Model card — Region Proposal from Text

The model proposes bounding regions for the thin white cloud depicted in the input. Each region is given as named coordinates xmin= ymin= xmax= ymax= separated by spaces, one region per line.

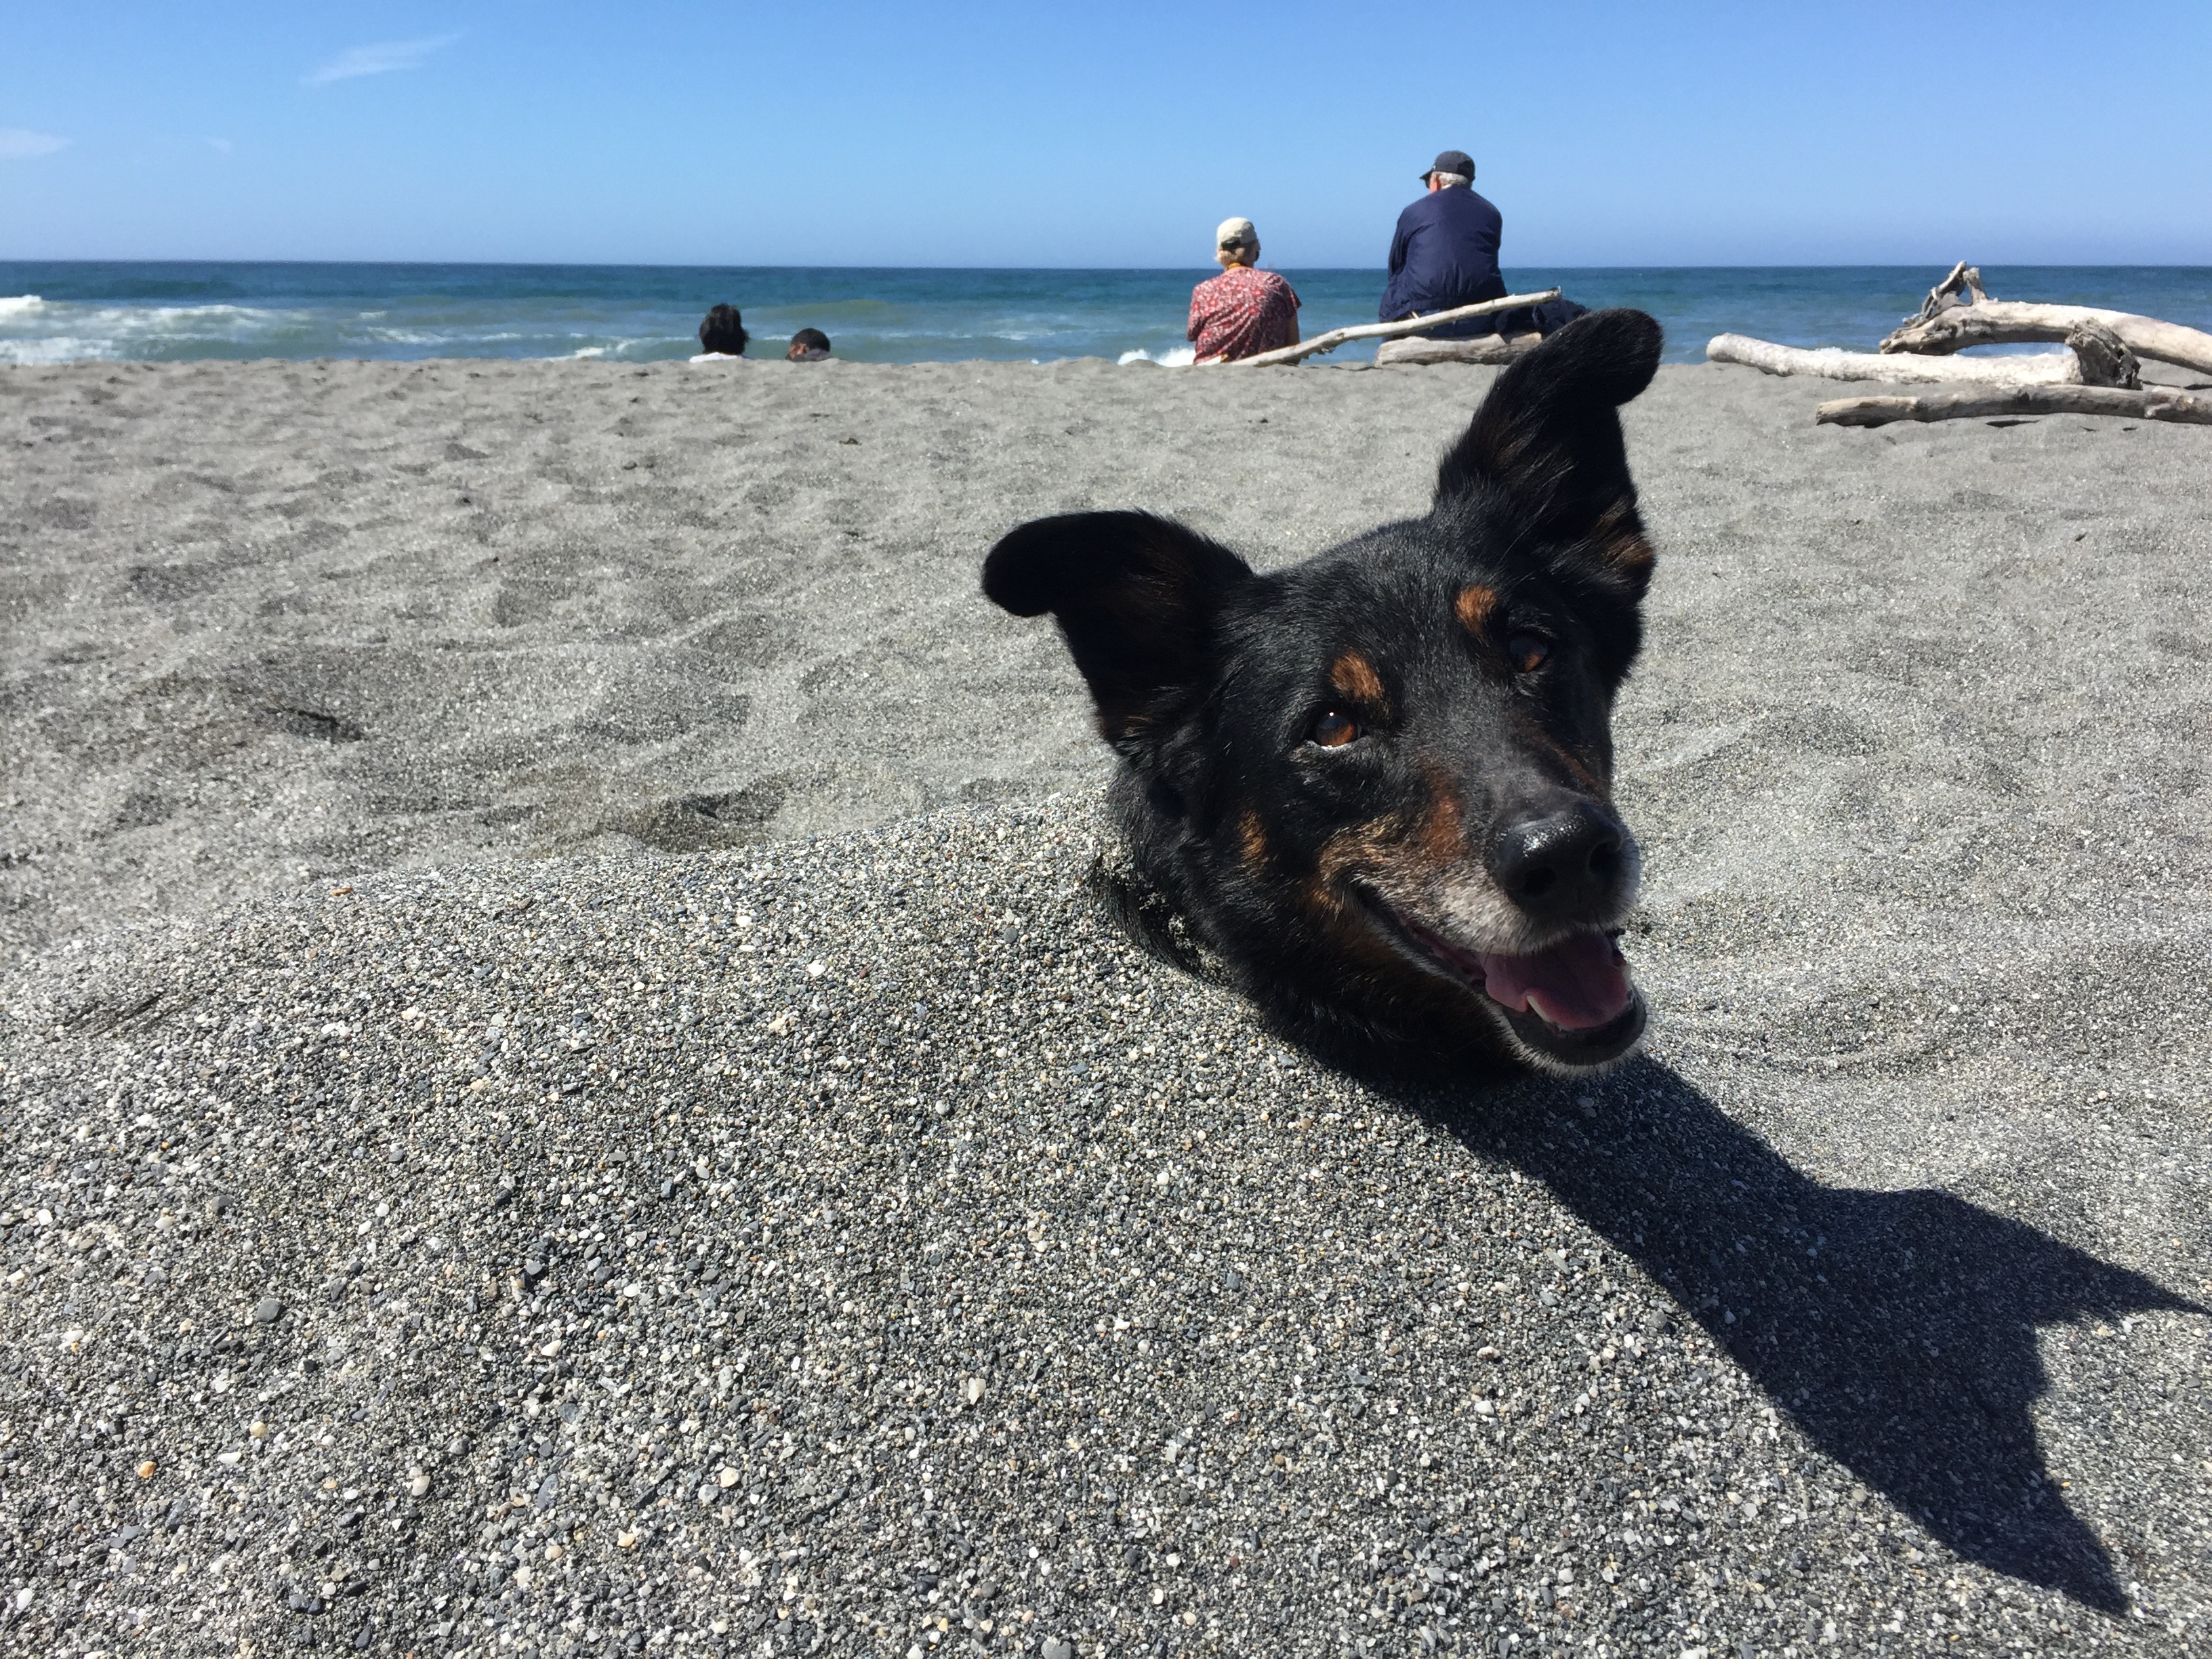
xmin=305 ymin=35 xmax=458 ymax=87
xmin=0 ymin=128 xmax=69 ymax=161
xmin=208 ymin=137 xmax=234 ymax=154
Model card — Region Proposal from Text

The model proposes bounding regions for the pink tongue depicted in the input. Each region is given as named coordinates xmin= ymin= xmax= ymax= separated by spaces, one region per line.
xmin=1477 ymin=932 xmax=1631 ymax=1030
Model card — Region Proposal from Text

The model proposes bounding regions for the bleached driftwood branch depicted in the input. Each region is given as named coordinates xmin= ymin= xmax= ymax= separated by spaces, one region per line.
xmin=2064 ymin=320 xmax=2140 ymax=389
xmin=1374 ymin=335 xmax=1534 ymax=367
xmin=1904 ymin=261 xmax=1987 ymax=327
xmin=1816 ymin=384 xmax=2212 ymax=428
xmin=1223 ymin=290 xmax=1561 ymax=368
xmin=1706 ymin=333 xmax=2081 ymax=386
xmin=1724 ymin=262 xmax=2197 ymax=427
xmin=1879 ymin=302 xmax=2212 ymax=377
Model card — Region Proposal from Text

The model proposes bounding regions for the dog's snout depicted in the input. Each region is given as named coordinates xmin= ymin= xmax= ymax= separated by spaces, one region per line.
xmin=1489 ymin=801 xmax=1633 ymax=920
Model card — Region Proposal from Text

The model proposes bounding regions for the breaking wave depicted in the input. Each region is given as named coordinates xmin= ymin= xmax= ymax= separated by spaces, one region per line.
xmin=0 ymin=299 xmax=316 ymax=363
xmin=1118 ymin=346 xmax=1196 ymax=367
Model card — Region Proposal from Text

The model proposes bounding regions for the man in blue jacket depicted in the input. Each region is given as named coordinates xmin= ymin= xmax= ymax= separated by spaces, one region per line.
xmin=1378 ymin=149 xmax=1509 ymax=338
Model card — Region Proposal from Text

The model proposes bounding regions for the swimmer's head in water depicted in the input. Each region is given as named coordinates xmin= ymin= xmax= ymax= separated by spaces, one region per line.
xmin=698 ymin=304 xmax=747 ymax=356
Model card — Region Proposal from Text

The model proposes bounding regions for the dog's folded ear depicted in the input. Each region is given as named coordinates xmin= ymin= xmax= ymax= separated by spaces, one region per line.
xmin=1435 ymin=308 xmax=1664 ymax=596
xmin=983 ymin=510 xmax=1253 ymax=750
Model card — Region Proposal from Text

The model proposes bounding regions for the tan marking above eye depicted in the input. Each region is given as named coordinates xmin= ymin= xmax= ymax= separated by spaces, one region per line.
xmin=1328 ymin=652 xmax=1385 ymax=705
xmin=1311 ymin=710 xmax=1361 ymax=748
xmin=1455 ymin=584 xmax=1497 ymax=634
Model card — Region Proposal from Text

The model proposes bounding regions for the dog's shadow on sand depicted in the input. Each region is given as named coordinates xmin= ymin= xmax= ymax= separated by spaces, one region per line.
xmin=1388 ymin=1057 xmax=2203 ymax=1612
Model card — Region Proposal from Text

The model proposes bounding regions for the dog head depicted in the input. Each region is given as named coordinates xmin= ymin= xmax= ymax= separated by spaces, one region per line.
xmin=985 ymin=309 xmax=1663 ymax=1073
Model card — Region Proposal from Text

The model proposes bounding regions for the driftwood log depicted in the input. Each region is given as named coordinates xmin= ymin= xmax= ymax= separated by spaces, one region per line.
xmin=1881 ymin=302 xmax=2212 ymax=377
xmin=2064 ymin=320 xmax=2140 ymax=389
xmin=1221 ymin=290 xmax=1560 ymax=368
xmin=1877 ymin=262 xmax=2212 ymax=377
xmin=1904 ymin=260 xmax=1988 ymax=326
xmin=1374 ymin=335 xmax=1536 ymax=367
xmin=1816 ymin=384 xmax=2212 ymax=428
xmin=1706 ymin=334 xmax=2081 ymax=386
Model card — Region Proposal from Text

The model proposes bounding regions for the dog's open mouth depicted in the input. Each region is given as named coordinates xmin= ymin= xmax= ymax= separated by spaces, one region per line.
xmin=1372 ymin=902 xmax=1647 ymax=1069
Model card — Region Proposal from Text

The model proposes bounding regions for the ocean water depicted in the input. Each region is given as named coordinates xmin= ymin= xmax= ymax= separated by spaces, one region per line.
xmin=2 ymin=262 xmax=2208 ymax=369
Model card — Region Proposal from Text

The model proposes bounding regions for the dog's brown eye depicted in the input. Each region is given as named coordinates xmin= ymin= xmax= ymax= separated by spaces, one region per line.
xmin=1507 ymin=634 xmax=1551 ymax=674
xmin=1311 ymin=710 xmax=1361 ymax=748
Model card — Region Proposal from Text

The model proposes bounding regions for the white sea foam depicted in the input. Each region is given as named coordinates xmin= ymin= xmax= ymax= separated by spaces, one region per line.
xmin=0 ymin=299 xmax=316 ymax=362
xmin=89 ymin=302 xmax=303 ymax=342
xmin=566 ymin=339 xmax=668 ymax=361
xmin=127 ymin=304 xmax=293 ymax=332
xmin=0 ymin=336 xmax=112 ymax=367
xmin=1118 ymin=346 xmax=1195 ymax=367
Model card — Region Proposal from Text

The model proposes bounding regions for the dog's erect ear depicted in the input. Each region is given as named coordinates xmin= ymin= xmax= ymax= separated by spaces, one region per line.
xmin=1435 ymin=308 xmax=1663 ymax=594
xmin=983 ymin=510 xmax=1254 ymax=748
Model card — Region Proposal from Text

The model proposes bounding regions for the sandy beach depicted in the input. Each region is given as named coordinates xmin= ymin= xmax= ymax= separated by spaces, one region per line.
xmin=3 ymin=354 xmax=2210 ymax=1656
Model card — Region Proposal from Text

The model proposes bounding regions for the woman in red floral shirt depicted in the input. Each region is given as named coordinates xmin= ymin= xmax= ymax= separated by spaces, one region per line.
xmin=1187 ymin=218 xmax=1300 ymax=363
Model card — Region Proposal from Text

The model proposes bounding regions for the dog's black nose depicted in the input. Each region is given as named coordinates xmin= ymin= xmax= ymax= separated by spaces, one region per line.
xmin=1490 ymin=801 xmax=1632 ymax=921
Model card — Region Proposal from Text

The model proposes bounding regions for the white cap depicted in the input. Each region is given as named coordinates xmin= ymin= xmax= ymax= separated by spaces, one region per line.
xmin=1216 ymin=217 xmax=1258 ymax=253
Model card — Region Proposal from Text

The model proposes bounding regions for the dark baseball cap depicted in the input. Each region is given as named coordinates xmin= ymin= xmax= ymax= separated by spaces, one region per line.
xmin=1425 ymin=149 xmax=1476 ymax=180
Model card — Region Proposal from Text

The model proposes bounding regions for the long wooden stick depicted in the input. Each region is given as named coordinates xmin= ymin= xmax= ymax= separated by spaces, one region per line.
xmin=1879 ymin=302 xmax=2212 ymax=377
xmin=1707 ymin=333 xmax=2080 ymax=386
xmin=1218 ymin=289 xmax=1561 ymax=368
xmin=1816 ymin=384 xmax=2212 ymax=428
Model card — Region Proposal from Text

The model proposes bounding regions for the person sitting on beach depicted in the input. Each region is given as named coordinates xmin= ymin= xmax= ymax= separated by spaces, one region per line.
xmin=691 ymin=304 xmax=747 ymax=360
xmin=1377 ymin=151 xmax=1511 ymax=340
xmin=786 ymin=328 xmax=832 ymax=362
xmin=1187 ymin=219 xmax=1300 ymax=364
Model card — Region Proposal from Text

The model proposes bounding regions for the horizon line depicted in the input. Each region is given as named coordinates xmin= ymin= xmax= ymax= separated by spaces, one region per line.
xmin=4 ymin=257 xmax=2210 ymax=274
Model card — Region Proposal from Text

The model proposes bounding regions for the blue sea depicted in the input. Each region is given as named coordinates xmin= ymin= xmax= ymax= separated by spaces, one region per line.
xmin=3 ymin=262 xmax=2208 ymax=369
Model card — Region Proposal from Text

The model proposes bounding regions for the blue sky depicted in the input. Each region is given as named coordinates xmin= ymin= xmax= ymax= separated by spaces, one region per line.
xmin=3 ymin=1 xmax=2207 ymax=268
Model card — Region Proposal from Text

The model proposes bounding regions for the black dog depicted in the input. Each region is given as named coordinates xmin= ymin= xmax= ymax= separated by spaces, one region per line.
xmin=983 ymin=309 xmax=1664 ymax=1075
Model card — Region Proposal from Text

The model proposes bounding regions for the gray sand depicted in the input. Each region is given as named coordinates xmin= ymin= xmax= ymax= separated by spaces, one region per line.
xmin=2 ymin=357 xmax=2210 ymax=1658
xmin=5 ymin=354 xmax=1479 ymax=963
